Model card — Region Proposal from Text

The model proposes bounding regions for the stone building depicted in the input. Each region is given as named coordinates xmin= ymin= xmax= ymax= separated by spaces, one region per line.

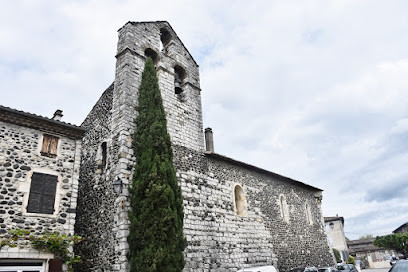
xmin=0 ymin=106 xmax=85 ymax=271
xmin=74 ymin=21 xmax=334 ymax=272
xmin=393 ymin=222 xmax=408 ymax=234
xmin=348 ymin=238 xmax=396 ymax=268
xmin=324 ymin=216 xmax=348 ymax=261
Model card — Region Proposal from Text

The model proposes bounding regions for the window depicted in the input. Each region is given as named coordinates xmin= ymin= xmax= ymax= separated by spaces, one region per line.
xmin=0 ymin=260 xmax=45 ymax=272
xmin=234 ymin=185 xmax=247 ymax=216
xmin=96 ymin=141 xmax=108 ymax=173
xmin=280 ymin=195 xmax=289 ymax=223
xmin=26 ymin=172 xmax=58 ymax=214
xmin=101 ymin=142 xmax=107 ymax=169
xmin=144 ymin=48 xmax=158 ymax=63
xmin=174 ymin=65 xmax=186 ymax=95
xmin=40 ymin=134 xmax=59 ymax=158
xmin=160 ymin=27 xmax=171 ymax=51
xmin=305 ymin=203 xmax=313 ymax=225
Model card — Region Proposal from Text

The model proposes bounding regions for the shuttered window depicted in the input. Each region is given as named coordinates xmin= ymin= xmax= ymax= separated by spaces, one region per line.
xmin=40 ymin=134 xmax=59 ymax=158
xmin=26 ymin=172 xmax=58 ymax=214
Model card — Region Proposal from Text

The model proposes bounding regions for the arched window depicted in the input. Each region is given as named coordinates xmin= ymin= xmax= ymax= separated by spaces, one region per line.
xmin=96 ymin=141 xmax=108 ymax=172
xmin=234 ymin=185 xmax=247 ymax=216
xmin=280 ymin=195 xmax=289 ymax=223
xmin=144 ymin=48 xmax=158 ymax=63
xmin=101 ymin=142 xmax=107 ymax=169
xmin=174 ymin=65 xmax=186 ymax=95
xmin=305 ymin=203 xmax=313 ymax=225
xmin=160 ymin=27 xmax=171 ymax=51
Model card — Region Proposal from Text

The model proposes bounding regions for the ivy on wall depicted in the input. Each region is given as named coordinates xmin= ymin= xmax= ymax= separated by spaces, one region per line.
xmin=1 ymin=228 xmax=82 ymax=271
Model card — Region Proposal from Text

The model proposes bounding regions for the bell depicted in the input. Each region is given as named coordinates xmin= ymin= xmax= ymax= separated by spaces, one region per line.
xmin=175 ymin=81 xmax=180 ymax=88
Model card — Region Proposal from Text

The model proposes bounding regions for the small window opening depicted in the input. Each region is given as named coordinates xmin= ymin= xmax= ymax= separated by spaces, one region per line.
xmin=144 ymin=48 xmax=158 ymax=63
xmin=160 ymin=28 xmax=171 ymax=51
xmin=101 ymin=142 xmax=107 ymax=169
xmin=174 ymin=65 xmax=186 ymax=95
xmin=41 ymin=134 xmax=59 ymax=158
xmin=280 ymin=195 xmax=289 ymax=223
xmin=234 ymin=185 xmax=247 ymax=216
xmin=306 ymin=203 xmax=313 ymax=225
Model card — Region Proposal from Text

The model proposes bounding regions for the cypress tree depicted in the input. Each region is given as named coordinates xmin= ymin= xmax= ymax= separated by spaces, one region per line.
xmin=127 ymin=58 xmax=186 ymax=272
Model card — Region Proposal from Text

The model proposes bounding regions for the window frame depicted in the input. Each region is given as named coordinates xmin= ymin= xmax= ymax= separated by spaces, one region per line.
xmin=305 ymin=202 xmax=313 ymax=225
xmin=279 ymin=194 xmax=289 ymax=223
xmin=26 ymin=172 xmax=58 ymax=215
xmin=96 ymin=141 xmax=108 ymax=172
xmin=40 ymin=134 xmax=60 ymax=158
xmin=0 ymin=260 xmax=45 ymax=272
xmin=23 ymin=170 xmax=62 ymax=218
xmin=233 ymin=184 xmax=248 ymax=216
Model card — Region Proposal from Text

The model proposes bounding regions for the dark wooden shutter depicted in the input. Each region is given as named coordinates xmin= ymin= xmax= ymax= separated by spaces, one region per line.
xmin=41 ymin=174 xmax=58 ymax=214
xmin=48 ymin=258 xmax=63 ymax=272
xmin=27 ymin=172 xmax=58 ymax=214
xmin=26 ymin=173 xmax=44 ymax=213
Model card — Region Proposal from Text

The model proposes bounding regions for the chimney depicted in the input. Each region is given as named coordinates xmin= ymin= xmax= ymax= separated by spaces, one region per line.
xmin=52 ymin=110 xmax=63 ymax=121
xmin=205 ymin=127 xmax=214 ymax=153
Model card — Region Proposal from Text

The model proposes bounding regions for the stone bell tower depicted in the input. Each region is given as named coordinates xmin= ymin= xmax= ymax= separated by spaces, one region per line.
xmin=108 ymin=21 xmax=205 ymax=271
xmin=111 ymin=21 xmax=204 ymax=155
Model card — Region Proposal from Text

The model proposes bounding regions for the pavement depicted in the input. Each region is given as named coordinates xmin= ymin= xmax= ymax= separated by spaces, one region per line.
xmin=363 ymin=269 xmax=389 ymax=272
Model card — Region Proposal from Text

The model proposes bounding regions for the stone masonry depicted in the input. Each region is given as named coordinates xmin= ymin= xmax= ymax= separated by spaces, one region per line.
xmin=74 ymin=21 xmax=334 ymax=272
xmin=0 ymin=106 xmax=85 ymax=271
xmin=393 ymin=222 xmax=408 ymax=234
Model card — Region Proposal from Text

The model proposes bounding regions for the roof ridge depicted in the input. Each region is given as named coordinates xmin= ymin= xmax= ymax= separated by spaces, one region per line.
xmin=0 ymin=105 xmax=83 ymax=128
xmin=205 ymin=151 xmax=322 ymax=191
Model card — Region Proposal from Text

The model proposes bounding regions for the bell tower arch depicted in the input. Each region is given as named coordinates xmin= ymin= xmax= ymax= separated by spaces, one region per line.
xmin=111 ymin=21 xmax=204 ymax=154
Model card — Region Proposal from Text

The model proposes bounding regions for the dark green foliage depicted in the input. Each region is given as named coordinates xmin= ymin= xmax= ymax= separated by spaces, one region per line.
xmin=332 ymin=248 xmax=341 ymax=263
xmin=1 ymin=228 xmax=81 ymax=271
xmin=127 ymin=58 xmax=186 ymax=272
xmin=374 ymin=233 xmax=408 ymax=256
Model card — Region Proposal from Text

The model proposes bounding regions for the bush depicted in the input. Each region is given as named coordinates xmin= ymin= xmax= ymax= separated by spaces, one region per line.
xmin=347 ymin=256 xmax=356 ymax=265
xmin=333 ymin=248 xmax=342 ymax=263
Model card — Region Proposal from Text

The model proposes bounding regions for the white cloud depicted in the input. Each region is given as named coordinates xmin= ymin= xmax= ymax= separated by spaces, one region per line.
xmin=0 ymin=0 xmax=407 ymax=239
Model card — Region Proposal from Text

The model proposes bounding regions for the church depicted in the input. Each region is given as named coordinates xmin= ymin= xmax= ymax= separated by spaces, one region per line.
xmin=0 ymin=21 xmax=334 ymax=272
xmin=74 ymin=21 xmax=334 ymax=271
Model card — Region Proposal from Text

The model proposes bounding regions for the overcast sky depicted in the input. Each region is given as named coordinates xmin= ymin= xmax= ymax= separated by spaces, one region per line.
xmin=1 ymin=0 xmax=407 ymax=240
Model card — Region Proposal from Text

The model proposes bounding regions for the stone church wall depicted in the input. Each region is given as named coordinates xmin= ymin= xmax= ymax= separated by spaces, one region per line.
xmin=174 ymin=146 xmax=278 ymax=271
xmin=74 ymin=83 xmax=120 ymax=271
xmin=174 ymin=145 xmax=334 ymax=272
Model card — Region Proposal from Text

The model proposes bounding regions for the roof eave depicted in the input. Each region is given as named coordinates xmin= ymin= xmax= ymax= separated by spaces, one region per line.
xmin=204 ymin=151 xmax=322 ymax=192
xmin=0 ymin=105 xmax=86 ymax=139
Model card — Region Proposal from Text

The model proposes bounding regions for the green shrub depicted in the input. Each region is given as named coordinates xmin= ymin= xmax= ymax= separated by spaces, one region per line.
xmin=347 ymin=256 xmax=356 ymax=265
xmin=333 ymin=248 xmax=342 ymax=263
